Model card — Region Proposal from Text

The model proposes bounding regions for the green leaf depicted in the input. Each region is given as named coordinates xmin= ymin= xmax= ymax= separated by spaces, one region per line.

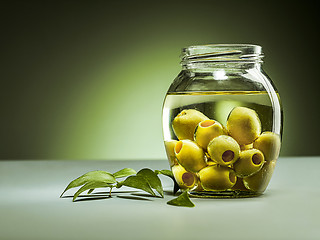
xmin=120 ymin=175 xmax=155 ymax=196
xmin=167 ymin=191 xmax=195 ymax=208
xmin=155 ymin=169 xmax=174 ymax=179
xmin=155 ymin=169 xmax=179 ymax=195
xmin=60 ymin=170 xmax=116 ymax=197
xmin=73 ymin=181 xmax=113 ymax=201
xmin=87 ymin=189 xmax=94 ymax=194
xmin=137 ymin=168 xmax=164 ymax=197
xmin=113 ymin=168 xmax=137 ymax=179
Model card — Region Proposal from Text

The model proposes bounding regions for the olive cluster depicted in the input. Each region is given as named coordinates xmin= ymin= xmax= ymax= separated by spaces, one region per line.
xmin=164 ymin=107 xmax=281 ymax=193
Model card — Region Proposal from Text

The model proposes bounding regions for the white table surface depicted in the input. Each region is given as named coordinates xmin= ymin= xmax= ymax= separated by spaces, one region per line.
xmin=0 ymin=157 xmax=319 ymax=240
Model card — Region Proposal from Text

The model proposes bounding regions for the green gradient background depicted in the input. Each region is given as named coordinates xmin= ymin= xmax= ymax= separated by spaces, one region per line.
xmin=2 ymin=1 xmax=319 ymax=160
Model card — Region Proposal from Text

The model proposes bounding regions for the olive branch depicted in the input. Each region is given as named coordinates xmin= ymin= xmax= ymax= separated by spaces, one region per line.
xmin=60 ymin=168 xmax=194 ymax=207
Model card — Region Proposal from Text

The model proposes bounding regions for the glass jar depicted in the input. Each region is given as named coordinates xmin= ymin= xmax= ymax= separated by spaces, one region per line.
xmin=162 ymin=44 xmax=282 ymax=198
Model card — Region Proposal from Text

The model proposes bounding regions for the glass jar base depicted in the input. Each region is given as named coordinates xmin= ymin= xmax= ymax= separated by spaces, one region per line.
xmin=189 ymin=190 xmax=262 ymax=198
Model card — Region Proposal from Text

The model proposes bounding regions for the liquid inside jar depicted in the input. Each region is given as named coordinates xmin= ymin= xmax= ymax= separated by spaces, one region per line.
xmin=162 ymin=91 xmax=281 ymax=198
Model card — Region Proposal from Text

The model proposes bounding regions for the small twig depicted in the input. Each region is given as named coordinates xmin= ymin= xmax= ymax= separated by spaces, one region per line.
xmin=109 ymin=187 xmax=113 ymax=197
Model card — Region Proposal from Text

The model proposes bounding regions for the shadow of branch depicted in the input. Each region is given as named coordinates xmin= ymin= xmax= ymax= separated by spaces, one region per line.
xmin=73 ymin=195 xmax=112 ymax=202
xmin=117 ymin=195 xmax=152 ymax=201
xmin=61 ymin=190 xmax=160 ymax=202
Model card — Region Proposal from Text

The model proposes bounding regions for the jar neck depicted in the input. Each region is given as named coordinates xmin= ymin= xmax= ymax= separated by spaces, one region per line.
xmin=180 ymin=44 xmax=264 ymax=70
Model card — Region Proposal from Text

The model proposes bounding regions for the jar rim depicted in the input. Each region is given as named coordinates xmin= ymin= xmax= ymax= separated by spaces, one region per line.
xmin=181 ymin=44 xmax=264 ymax=65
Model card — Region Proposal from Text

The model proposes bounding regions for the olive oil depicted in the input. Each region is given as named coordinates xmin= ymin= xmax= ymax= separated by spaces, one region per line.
xmin=162 ymin=91 xmax=281 ymax=142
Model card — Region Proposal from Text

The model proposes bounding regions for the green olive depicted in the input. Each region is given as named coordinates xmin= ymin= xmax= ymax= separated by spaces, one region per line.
xmin=207 ymin=160 xmax=217 ymax=166
xmin=194 ymin=119 xmax=225 ymax=149
xmin=174 ymin=140 xmax=207 ymax=172
xmin=243 ymin=160 xmax=276 ymax=193
xmin=231 ymin=177 xmax=247 ymax=191
xmin=193 ymin=183 xmax=205 ymax=192
xmin=172 ymin=109 xmax=209 ymax=140
xmin=240 ymin=143 xmax=253 ymax=151
xmin=226 ymin=107 xmax=261 ymax=145
xmin=164 ymin=140 xmax=178 ymax=167
xmin=198 ymin=165 xmax=237 ymax=191
xmin=253 ymin=131 xmax=281 ymax=161
xmin=171 ymin=164 xmax=197 ymax=189
xmin=207 ymin=135 xmax=240 ymax=166
xmin=233 ymin=149 xmax=265 ymax=177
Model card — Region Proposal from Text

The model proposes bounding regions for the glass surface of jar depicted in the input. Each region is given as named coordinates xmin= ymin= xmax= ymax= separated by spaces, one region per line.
xmin=162 ymin=44 xmax=282 ymax=198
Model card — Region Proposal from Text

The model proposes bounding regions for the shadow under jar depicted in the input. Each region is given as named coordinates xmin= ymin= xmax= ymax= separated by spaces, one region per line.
xmin=162 ymin=44 xmax=283 ymax=198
